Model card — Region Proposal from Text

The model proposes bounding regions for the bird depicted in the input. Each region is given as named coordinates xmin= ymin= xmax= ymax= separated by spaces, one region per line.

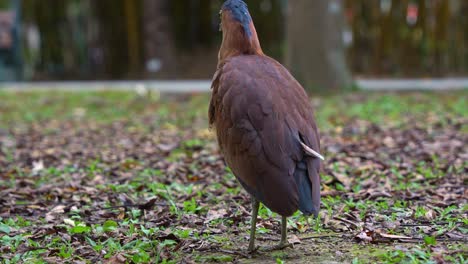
xmin=209 ymin=0 xmax=324 ymax=252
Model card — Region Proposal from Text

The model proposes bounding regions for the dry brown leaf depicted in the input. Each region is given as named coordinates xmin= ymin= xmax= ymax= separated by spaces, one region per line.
xmin=105 ymin=253 xmax=126 ymax=264
xmin=377 ymin=232 xmax=412 ymax=240
xmin=425 ymin=209 xmax=437 ymax=221
xmin=288 ymin=235 xmax=302 ymax=245
xmin=356 ymin=231 xmax=373 ymax=242
xmin=204 ymin=209 xmax=227 ymax=224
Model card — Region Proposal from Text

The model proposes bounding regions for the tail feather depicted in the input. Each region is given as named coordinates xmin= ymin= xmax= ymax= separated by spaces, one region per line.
xmin=296 ymin=133 xmax=322 ymax=217
xmin=307 ymin=159 xmax=321 ymax=217
xmin=294 ymin=160 xmax=319 ymax=217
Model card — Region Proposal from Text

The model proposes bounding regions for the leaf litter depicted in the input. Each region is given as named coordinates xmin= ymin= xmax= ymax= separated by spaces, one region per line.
xmin=0 ymin=91 xmax=466 ymax=263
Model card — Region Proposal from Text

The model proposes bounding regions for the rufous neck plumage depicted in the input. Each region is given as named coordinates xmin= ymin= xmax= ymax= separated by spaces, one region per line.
xmin=218 ymin=10 xmax=263 ymax=64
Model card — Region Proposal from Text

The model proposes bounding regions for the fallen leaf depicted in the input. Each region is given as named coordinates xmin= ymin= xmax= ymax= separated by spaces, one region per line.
xmin=105 ymin=253 xmax=126 ymax=264
xmin=50 ymin=205 xmax=66 ymax=214
xmin=205 ymin=209 xmax=227 ymax=224
xmin=288 ymin=235 xmax=302 ymax=245
xmin=377 ymin=232 xmax=412 ymax=240
xmin=424 ymin=209 xmax=437 ymax=221
xmin=32 ymin=160 xmax=44 ymax=175
xmin=331 ymin=172 xmax=352 ymax=190
xmin=356 ymin=231 xmax=373 ymax=243
xmin=63 ymin=219 xmax=75 ymax=227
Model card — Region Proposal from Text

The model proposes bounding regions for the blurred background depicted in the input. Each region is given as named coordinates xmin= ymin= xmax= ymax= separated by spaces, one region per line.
xmin=0 ymin=0 xmax=467 ymax=91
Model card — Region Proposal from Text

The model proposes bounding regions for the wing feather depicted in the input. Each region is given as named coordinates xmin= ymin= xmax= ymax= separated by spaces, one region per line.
xmin=209 ymin=55 xmax=321 ymax=216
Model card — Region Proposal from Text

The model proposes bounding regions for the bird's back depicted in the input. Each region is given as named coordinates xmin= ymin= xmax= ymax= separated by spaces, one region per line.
xmin=209 ymin=55 xmax=321 ymax=217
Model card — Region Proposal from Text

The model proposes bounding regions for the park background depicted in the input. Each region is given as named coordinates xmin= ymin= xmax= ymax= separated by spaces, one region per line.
xmin=1 ymin=0 xmax=467 ymax=89
xmin=0 ymin=1 xmax=466 ymax=263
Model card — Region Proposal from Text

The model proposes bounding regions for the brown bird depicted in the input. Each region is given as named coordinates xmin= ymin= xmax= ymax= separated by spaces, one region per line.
xmin=209 ymin=0 xmax=323 ymax=252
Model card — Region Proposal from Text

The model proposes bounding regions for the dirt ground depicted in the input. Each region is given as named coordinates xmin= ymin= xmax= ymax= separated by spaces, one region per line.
xmin=0 ymin=91 xmax=466 ymax=263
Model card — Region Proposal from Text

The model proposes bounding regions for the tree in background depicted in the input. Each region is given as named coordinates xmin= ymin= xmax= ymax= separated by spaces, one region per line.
xmin=346 ymin=0 xmax=468 ymax=77
xmin=91 ymin=0 xmax=143 ymax=79
xmin=247 ymin=0 xmax=284 ymax=61
xmin=15 ymin=0 xmax=468 ymax=81
xmin=22 ymin=0 xmax=92 ymax=79
xmin=22 ymin=1 xmax=67 ymax=77
xmin=286 ymin=0 xmax=352 ymax=92
xmin=142 ymin=0 xmax=176 ymax=78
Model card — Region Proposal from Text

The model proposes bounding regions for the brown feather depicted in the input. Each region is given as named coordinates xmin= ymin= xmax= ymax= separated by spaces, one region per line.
xmin=218 ymin=11 xmax=263 ymax=63
xmin=210 ymin=4 xmax=321 ymax=217
xmin=210 ymin=55 xmax=321 ymax=216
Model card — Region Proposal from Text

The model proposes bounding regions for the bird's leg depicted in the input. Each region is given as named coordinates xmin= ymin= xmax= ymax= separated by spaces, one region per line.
xmin=262 ymin=216 xmax=293 ymax=251
xmin=276 ymin=216 xmax=293 ymax=249
xmin=248 ymin=197 xmax=259 ymax=253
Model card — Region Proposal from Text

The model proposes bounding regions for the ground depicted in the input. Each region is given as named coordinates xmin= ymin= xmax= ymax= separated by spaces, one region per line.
xmin=0 ymin=90 xmax=466 ymax=264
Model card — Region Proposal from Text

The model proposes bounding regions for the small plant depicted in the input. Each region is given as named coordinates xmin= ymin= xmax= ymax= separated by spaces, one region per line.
xmin=414 ymin=206 xmax=428 ymax=219
xmin=174 ymin=228 xmax=191 ymax=239
xmin=183 ymin=198 xmax=201 ymax=214
xmin=276 ymin=258 xmax=285 ymax=264
xmin=423 ymin=236 xmax=436 ymax=246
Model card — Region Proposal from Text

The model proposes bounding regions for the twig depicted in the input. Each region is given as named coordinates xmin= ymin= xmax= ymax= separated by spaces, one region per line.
xmin=448 ymin=250 xmax=468 ymax=256
xmin=398 ymin=238 xmax=467 ymax=243
xmin=257 ymin=236 xmax=279 ymax=242
xmin=301 ymin=234 xmax=349 ymax=240
xmin=17 ymin=247 xmax=48 ymax=254
xmin=259 ymin=233 xmax=349 ymax=242
xmin=102 ymin=202 xmax=167 ymax=210
xmin=333 ymin=216 xmax=361 ymax=229
xmin=399 ymin=221 xmax=465 ymax=227
xmin=399 ymin=223 xmax=434 ymax=227
xmin=345 ymin=153 xmax=389 ymax=169
xmin=218 ymin=248 xmax=251 ymax=258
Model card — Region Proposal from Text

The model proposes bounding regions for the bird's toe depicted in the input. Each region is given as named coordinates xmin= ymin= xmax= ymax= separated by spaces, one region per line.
xmin=261 ymin=242 xmax=293 ymax=252
xmin=247 ymin=245 xmax=260 ymax=254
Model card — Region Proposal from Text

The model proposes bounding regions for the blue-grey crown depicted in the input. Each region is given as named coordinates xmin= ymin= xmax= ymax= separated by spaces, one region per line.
xmin=222 ymin=0 xmax=252 ymax=37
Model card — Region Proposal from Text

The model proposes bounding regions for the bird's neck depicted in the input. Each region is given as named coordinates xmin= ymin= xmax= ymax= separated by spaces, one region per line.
xmin=218 ymin=22 xmax=263 ymax=64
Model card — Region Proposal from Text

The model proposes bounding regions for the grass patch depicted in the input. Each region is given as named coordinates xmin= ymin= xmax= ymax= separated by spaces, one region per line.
xmin=0 ymin=90 xmax=466 ymax=263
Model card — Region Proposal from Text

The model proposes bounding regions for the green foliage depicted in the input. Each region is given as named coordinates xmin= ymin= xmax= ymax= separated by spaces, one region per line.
xmin=102 ymin=220 xmax=118 ymax=232
xmin=276 ymin=258 xmax=286 ymax=264
xmin=17 ymin=0 xmax=468 ymax=80
xmin=0 ymin=222 xmax=11 ymax=234
xmin=423 ymin=236 xmax=436 ymax=246
xmin=182 ymin=198 xmax=201 ymax=214
xmin=0 ymin=91 xmax=466 ymax=263
xmin=0 ymin=0 xmax=10 ymax=9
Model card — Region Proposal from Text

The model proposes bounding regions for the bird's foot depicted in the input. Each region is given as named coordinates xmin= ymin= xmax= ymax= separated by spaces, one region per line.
xmin=261 ymin=242 xmax=293 ymax=252
xmin=247 ymin=245 xmax=260 ymax=254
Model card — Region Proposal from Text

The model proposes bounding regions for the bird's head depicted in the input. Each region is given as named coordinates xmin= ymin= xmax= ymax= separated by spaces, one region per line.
xmin=220 ymin=0 xmax=253 ymax=38
xmin=218 ymin=0 xmax=263 ymax=62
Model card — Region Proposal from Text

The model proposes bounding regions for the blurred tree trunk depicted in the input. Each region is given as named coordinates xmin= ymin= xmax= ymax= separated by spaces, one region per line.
xmin=247 ymin=0 xmax=284 ymax=60
xmin=286 ymin=0 xmax=352 ymax=93
xmin=459 ymin=1 xmax=468 ymax=72
xmin=448 ymin=0 xmax=462 ymax=73
xmin=23 ymin=0 xmax=67 ymax=77
xmin=416 ymin=0 xmax=428 ymax=74
xmin=143 ymin=0 xmax=176 ymax=78
xmin=91 ymin=0 xmax=128 ymax=78
xmin=124 ymin=0 xmax=141 ymax=75
xmin=378 ymin=0 xmax=400 ymax=75
xmin=434 ymin=0 xmax=450 ymax=75
xmin=91 ymin=0 xmax=143 ymax=79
